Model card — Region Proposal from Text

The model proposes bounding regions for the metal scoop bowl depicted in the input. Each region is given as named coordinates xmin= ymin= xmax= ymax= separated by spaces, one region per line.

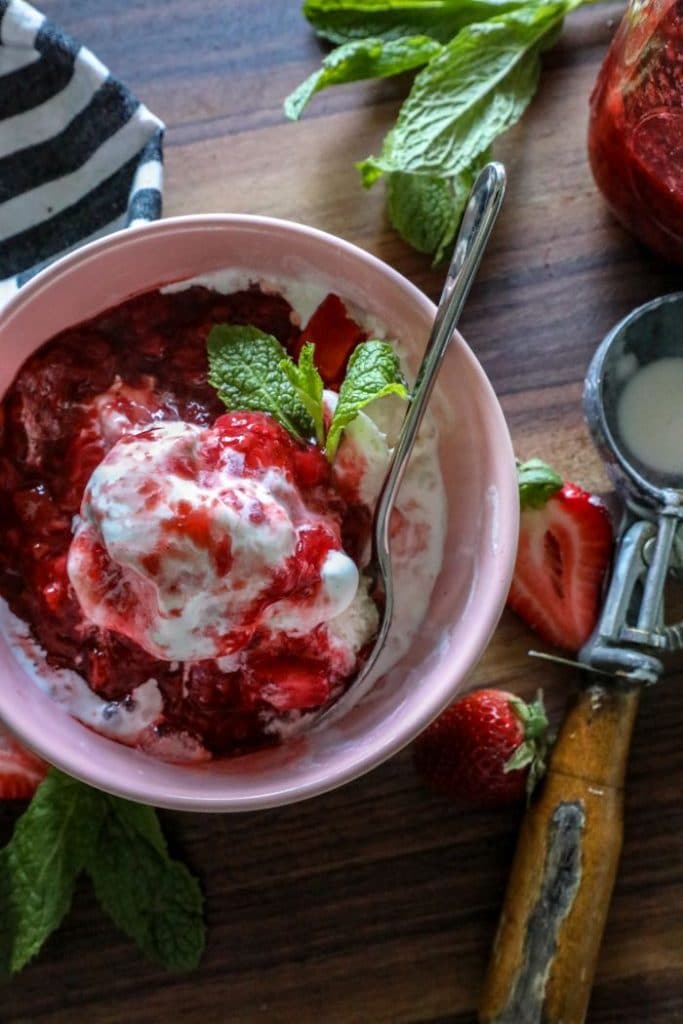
xmin=583 ymin=291 xmax=683 ymax=680
xmin=315 ymin=161 xmax=507 ymax=728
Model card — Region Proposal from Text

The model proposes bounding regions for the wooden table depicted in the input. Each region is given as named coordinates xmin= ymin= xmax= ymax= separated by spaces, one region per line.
xmin=3 ymin=1 xmax=682 ymax=1021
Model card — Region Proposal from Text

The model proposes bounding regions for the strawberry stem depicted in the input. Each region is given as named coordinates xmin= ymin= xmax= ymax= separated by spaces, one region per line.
xmin=517 ymin=458 xmax=562 ymax=510
xmin=503 ymin=690 xmax=549 ymax=801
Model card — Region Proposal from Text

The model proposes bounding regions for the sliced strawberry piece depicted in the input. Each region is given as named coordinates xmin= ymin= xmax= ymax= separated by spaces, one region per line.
xmin=295 ymin=293 xmax=366 ymax=389
xmin=0 ymin=723 xmax=48 ymax=799
xmin=250 ymin=657 xmax=330 ymax=711
xmin=507 ymin=459 xmax=613 ymax=652
xmin=413 ymin=688 xmax=549 ymax=807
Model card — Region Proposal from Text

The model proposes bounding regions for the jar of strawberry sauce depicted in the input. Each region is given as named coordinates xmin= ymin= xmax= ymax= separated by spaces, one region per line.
xmin=588 ymin=0 xmax=683 ymax=263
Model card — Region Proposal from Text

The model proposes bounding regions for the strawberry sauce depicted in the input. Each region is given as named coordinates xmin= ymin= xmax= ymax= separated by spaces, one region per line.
xmin=0 ymin=285 xmax=372 ymax=759
xmin=588 ymin=0 xmax=683 ymax=262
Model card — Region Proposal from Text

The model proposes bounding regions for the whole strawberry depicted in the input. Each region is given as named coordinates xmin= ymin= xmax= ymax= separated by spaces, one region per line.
xmin=413 ymin=689 xmax=548 ymax=808
xmin=508 ymin=458 xmax=613 ymax=653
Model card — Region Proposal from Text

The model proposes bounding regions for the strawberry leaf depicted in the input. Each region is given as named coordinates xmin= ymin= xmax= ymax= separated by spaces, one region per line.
xmin=503 ymin=690 xmax=549 ymax=801
xmin=516 ymin=457 xmax=562 ymax=510
xmin=503 ymin=739 xmax=535 ymax=772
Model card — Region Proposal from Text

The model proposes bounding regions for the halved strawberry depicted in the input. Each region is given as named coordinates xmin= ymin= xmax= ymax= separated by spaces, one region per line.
xmin=507 ymin=458 xmax=613 ymax=652
xmin=0 ymin=723 xmax=48 ymax=799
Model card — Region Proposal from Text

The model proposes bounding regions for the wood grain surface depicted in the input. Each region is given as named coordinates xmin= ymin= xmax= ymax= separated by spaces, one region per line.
xmin=2 ymin=1 xmax=683 ymax=1021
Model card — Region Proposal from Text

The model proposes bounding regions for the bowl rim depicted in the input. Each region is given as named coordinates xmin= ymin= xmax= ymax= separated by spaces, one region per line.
xmin=0 ymin=213 xmax=519 ymax=810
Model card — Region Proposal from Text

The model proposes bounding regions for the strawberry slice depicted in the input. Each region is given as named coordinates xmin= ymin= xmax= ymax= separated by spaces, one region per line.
xmin=414 ymin=688 xmax=549 ymax=807
xmin=249 ymin=656 xmax=331 ymax=712
xmin=0 ymin=723 xmax=48 ymax=799
xmin=507 ymin=458 xmax=613 ymax=652
xmin=294 ymin=293 xmax=367 ymax=389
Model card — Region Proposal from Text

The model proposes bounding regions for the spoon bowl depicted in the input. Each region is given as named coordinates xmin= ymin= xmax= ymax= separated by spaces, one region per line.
xmin=584 ymin=291 xmax=683 ymax=508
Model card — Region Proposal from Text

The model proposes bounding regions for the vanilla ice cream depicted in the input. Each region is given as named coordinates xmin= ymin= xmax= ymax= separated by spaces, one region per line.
xmin=67 ymin=416 xmax=360 ymax=662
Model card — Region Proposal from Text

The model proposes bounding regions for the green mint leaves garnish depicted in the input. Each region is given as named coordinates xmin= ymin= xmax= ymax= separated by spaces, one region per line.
xmin=281 ymin=342 xmax=326 ymax=446
xmin=326 ymin=340 xmax=408 ymax=459
xmin=0 ymin=770 xmax=204 ymax=974
xmin=286 ymin=0 xmax=586 ymax=261
xmin=517 ymin=457 xmax=563 ymax=510
xmin=207 ymin=324 xmax=316 ymax=442
xmin=207 ymin=326 xmax=408 ymax=459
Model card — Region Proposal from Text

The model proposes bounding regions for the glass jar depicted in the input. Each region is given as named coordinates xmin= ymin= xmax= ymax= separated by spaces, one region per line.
xmin=588 ymin=0 xmax=683 ymax=263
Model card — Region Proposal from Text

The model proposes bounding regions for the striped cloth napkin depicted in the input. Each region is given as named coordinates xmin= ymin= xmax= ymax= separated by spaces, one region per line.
xmin=0 ymin=0 xmax=164 ymax=307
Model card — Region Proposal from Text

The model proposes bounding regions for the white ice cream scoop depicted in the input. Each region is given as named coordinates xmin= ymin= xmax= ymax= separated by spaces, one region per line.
xmin=68 ymin=419 xmax=359 ymax=661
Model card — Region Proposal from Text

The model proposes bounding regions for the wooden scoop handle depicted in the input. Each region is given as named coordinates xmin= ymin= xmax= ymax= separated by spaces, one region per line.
xmin=478 ymin=681 xmax=640 ymax=1024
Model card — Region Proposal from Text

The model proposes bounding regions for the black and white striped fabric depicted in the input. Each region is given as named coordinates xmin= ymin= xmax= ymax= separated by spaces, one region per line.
xmin=0 ymin=0 xmax=164 ymax=306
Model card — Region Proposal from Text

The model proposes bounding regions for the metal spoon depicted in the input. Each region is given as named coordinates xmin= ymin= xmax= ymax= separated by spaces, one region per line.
xmin=316 ymin=161 xmax=507 ymax=727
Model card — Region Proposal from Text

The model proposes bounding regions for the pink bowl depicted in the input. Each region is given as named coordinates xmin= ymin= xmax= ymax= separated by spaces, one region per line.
xmin=0 ymin=215 xmax=518 ymax=811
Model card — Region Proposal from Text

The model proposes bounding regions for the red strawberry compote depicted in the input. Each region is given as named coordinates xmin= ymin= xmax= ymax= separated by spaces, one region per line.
xmin=0 ymin=274 xmax=446 ymax=762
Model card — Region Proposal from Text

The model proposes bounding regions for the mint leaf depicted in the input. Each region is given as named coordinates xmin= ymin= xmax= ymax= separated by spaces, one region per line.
xmin=86 ymin=797 xmax=204 ymax=972
xmin=326 ymin=340 xmax=408 ymax=459
xmin=302 ymin=0 xmax=528 ymax=44
xmin=0 ymin=770 xmax=107 ymax=973
xmin=0 ymin=770 xmax=205 ymax=975
xmin=517 ymin=457 xmax=563 ymax=509
xmin=358 ymin=0 xmax=582 ymax=187
xmin=207 ymin=324 xmax=315 ymax=442
xmin=386 ymin=151 xmax=489 ymax=264
xmin=285 ymin=35 xmax=442 ymax=120
xmin=386 ymin=171 xmax=459 ymax=262
xmin=281 ymin=343 xmax=325 ymax=445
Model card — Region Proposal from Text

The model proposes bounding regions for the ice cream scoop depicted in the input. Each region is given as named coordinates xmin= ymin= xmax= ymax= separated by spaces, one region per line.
xmin=480 ymin=292 xmax=683 ymax=1024
xmin=67 ymin=414 xmax=359 ymax=662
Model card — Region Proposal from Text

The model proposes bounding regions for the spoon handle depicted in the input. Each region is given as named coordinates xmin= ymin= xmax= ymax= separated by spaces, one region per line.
xmin=374 ymin=162 xmax=507 ymax=554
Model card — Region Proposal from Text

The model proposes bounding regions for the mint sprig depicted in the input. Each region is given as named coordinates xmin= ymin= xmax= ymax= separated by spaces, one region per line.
xmin=207 ymin=327 xmax=408 ymax=459
xmin=357 ymin=1 xmax=579 ymax=188
xmin=207 ymin=324 xmax=315 ymax=442
xmin=286 ymin=0 xmax=588 ymax=260
xmin=326 ymin=340 xmax=408 ymax=459
xmin=0 ymin=770 xmax=205 ymax=974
